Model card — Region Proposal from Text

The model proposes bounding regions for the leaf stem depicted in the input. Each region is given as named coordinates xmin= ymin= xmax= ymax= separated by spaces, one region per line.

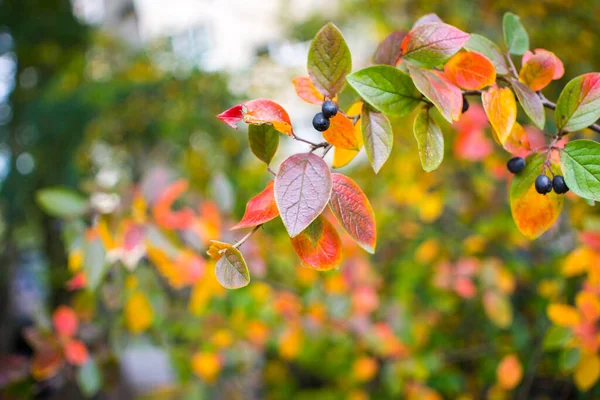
xmin=233 ymin=224 xmax=262 ymax=249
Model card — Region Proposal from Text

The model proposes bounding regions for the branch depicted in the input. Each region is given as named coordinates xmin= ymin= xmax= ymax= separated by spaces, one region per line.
xmin=232 ymin=224 xmax=262 ymax=249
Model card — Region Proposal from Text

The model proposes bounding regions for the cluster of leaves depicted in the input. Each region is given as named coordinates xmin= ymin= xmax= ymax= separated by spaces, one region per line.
xmin=214 ymin=12 xmax=600 ymax=287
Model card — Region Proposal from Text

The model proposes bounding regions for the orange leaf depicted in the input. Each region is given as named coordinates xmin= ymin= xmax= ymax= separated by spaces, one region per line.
xmin=52 ymin=305 xmax=78 ymax=338
xmin=482 ymin=84 xmax=517 ymax=145
xmin=519 ymin=49 xmax=561 ymax=91
xmin=291 ymin=216 xmax=342 ymax=271
xmin=497 ymin=354 xmax=523 ymax=390
xmin=500 ymin=122 xmax=531 ymax=155
xmin=217 ymin=99 xmax=293 ymax=135
xmin=231 ymin=180 xmax=279 ymax=230
xmin=333 ymin=102 xmax=363 ymax=168
xmin=64 ymin=340 xmax=89 ymax=366
xmin=191 ymin=351 xmax=222 ymax=383
xmin=324 ymin=113 xmax=359 ymax=150
xmin=207 ymin=240 xmax=232 ymax=261
xmin=444 ymin=51 xmax=496 ymax=90
xmin=152 ymin=180 xmax=195 ymax=230
xmin=329 ymin=173 xmax=376 ymax=253
xmin=292 ymin=76 xmax=325 ymax=104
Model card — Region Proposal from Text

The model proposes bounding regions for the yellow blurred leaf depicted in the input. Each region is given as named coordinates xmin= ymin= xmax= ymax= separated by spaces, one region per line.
xmin=547 ymin=304 xmax=581 ymax=327
xmin=563 ymin=247 xmax=598 ymax=277
xmin=125 ymin=292 xmax=153 ymax=334
xmin=575 ymin=353 xmax=600 ymax=391
xmin=191 ymin=351 xmax=222 ymax=383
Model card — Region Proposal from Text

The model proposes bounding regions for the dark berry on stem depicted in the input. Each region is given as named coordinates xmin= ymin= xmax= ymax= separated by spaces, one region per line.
xmin=321 ymin=100 xmax=338 ymax=118
xmin=462 ymin=97 xmax=470 ymax=114
xmin=507 ymin=157 xmax=526 ymax=174
xmin=312 ymin=112 xmax=330 ymax=132
xmin=535 ymin=174 xmax=553 ymax=195
xmin=553 ymin=175 xmax=569 ymax=194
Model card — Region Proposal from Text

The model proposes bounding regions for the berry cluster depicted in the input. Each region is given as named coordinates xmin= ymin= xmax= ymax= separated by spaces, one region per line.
xmin=506 ymin=157 xmax=569 ymax=195
xmin=312 ymin=100 xmax=338 ymax=132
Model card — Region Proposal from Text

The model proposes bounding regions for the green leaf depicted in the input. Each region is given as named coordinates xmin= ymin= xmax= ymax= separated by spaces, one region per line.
xmin=413 ymin=107 xmax=444 ymax=172
xmin=509 ymin=78 xmax=545 ymax=129
xmin=215 ymin=247 xmax=250 ymax=289
xmin=361 ymin=106 xmax=393 ymax=174
xmin=559 ymin=348 xmax=581 ymax=372
xmin=464 ymin=34 xmax=510 ymax=75
xmin=307 ymin=22 xmax=352 ymax=97
xmin=503 ymin=12 xmax=529 ymax=55
xmin=248 ymin=124 xmax=279 ymax=165
xmin=36 ymin=187 xmax=88 ymax=218
xmin=555 ymin=73 xmax=600 ymax=132
xmin=560 ymin=139 xmax=600 ymax=201
xmin=77 ymin=359 xmax=102 ymax=398
xmin=543 ymin=325 xmax=573 ymax=351
xmin=346 ymin=66 xmax=421 ymax=117
xmin=84 ymin=238 xmax=107 ymax=291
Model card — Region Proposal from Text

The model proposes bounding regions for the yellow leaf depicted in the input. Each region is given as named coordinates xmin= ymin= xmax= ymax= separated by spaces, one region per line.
xmin=482 ymin=84 xmax=517 ymax=144
xmin=353 ymin=356 xmax=379 ymax=382
xmin=547 ymin=304 xmax=581 ymax=327
xmin=575 ymin=353 xmax=600 ymax=391
xmin=497 ymin=354 xmax=523 ymax=389
xmin=563 ymin=247 xmax=598 ymax=277
xmin=415 ymin=238 xmax=440 ymax=264
xmin=191 ymin=351 xmax=222 ymax=383
xmin=125 ymin=292 xmax=153 ymax=334
xmin=278 ymin=327 xmax=302 ymax=360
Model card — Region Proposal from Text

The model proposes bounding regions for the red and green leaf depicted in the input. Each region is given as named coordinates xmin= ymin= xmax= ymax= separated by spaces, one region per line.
xmin=401 ymin=22 xmax=470 ymax=68
xmin=231 ymin=180 xmax=279 ymax=230
xmin=275 ymin=153 xmax=332 ymax=237
xmin=407 ymin=65 xmax=463 ymax=122
xmin=555 ymin=73 xmax=600 ymax=132
xmin=291 ymin=216 xmax=342 ymax=271
xmin=444 ymin=51 xmax=496 ymax=90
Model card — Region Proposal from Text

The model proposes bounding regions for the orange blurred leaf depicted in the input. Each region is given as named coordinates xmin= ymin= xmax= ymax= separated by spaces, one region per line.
xmin=291 ymin=216 xmax=342 ymax=271
xmin=231 ymin=180 xmax=279 ymax=230
xmin=444 ymin=51 xmax=496 ymax=90
xmin=64 ymin=340 xmax=89 ymax=366
xmin=52 ymin=305 xmax=78 ymax=338
xmin=482 ymin=84 xmax=517 ymax=144
xmin=152 ymin=179 xmax=195 ymax=230
xmin=497 ymin=354 xmax=523 ymax=389
xmin=292 ymin=76 xmax=325 ymax=104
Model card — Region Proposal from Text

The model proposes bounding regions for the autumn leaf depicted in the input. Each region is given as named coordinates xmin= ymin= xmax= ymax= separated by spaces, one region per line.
xmin=329 ymin=173 xmax=377 ymax=253
xmin=500 ymin=122 xmax=531 ymax=155
xmin=373 ymin=30 xmax=406 ymax=66
xmin=125 ymin=291 xmax=153 ymax=334
xmin=292 ymin=76 xmax=325 ymax=104
xmin=153 ymin=179 xmax=195 ymax=230
xmin=497 ymin=354 xmax=523 ymax=390
xmin=290 ymin=216 xmax=343 ymax=271
xmin=324 ymin=113 xmax=359 ymax=150
xmin=275 ymin=153 xmax=332 ymax=237
xmin=555 ymin=73 xmax=600 ymax=133
xmin=217 ymin=99 xmax=293 ymax=135
xmin=31 ymin=349 xmax=64 ymax=381
xmin=444 ymin=51 xmax=496 ymax=90
xmin=401 ymin=22 xmax=470 ymax=68
xmin=207 ymin=241 xmax=232 ymax=261
xmin=333 ymin=102 xmax=363 ymax=168
xmin=53 ymin=305 xmax=78 ymax=338
xmin=64 ymin=340 xmax=89 ymax=366
xmin=407 ymin=65 xmax=462 ymax=122
xmin=510 ymin=153 xmax=563 ymax=239
xmin=575 ymin=353 xmax=600 ymax=391
xmin=482 ymin=84 xmax=517 ymax=144
xmin=464 ymin=34 xmax=510 ymax=75
xmin=509 ymin=78 xmax=545 ymax=130
xmin=547 ymin=304 xmax=581 ymax=327
xmin=231 ymin=180 xmax=279 ymax=230
xmin=519 ymin=49 xmax=562 ymax=91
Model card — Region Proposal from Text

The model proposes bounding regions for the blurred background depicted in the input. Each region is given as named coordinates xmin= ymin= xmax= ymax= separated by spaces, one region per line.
xmin=2 ymin=0 xmax=600 ymax=398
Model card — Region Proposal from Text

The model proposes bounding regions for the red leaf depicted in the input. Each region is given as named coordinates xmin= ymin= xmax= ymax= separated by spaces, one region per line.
xmin=52 ymin=305 xmax=78 ymax=338
xmin=231 ymin=180 xmax=279 ymax=230
xmin=216 ymin=104 xmax=243 ymax=128
xmin=292 ymin=76 xmax=325 ymax=104
xmin=291 ymin=216 xmax=342 ymax=271
xmin=329 ymin=174 xmax=376 ymax=253
xmin=217 ymin=99 xmax=293 ymax=135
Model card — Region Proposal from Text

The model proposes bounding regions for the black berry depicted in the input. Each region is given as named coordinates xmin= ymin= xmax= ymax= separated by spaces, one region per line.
xmin=462 ymin=97 xmax=470 ymax=114
xmin=321 ymin=100 xmax=338 ymax=119
xmin=535 ymin=174 xmax=553 ymax=195
xmin=507 ymin=157 xmax=525 ymax=174
xmin=553 ymin=175 xmax=569 ymax=194
xmin=312 ymin=112 xmax=330 ymax=132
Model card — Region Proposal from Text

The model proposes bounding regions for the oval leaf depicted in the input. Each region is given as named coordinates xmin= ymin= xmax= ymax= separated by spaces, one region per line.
xmin=324 ymin=113 xmax=359 ymax=150
xmin=444 ymin=51 xmax=496 ymax=90
xmin=510 ymin=153 xmax=563 ymax=239
xmin=509 ymin=78 xmax=545 ymax=129
xmin=373 ymin=30 xmax=406 ymax=66
xmin=36 ymin=187 xmax=88 ymax=218
xmin=408 ymin=65 xmax=463 ymax=122
xmin=307 ymin=22 xmax=352 ymax=97
xmin=231 ymin=180 xmax=279 ymax=230
xmin=291 ymin=216 xmax=342 ymax=271
xmin=482 ymin=84 xmax=517 ymax=144
xmin=292 ymin=76 xmax=325 ymax=104
xmin=414 ymin=107 xmax=444 ymax=172
xmin=519 ymin=51 xmax=559 ymax=91
xmin=560 ymin=139 xmax=600 ymax=202
xmin=333 ymin=102 xmax=363 ymax=168
xmin=361 ymin=106 xmax=393 ymax=174
xmin=275 ymin=153 xmax=332 ymax=237
xmin=329 ymin=173 xmax=377 ymax=253
xmin=464 ymin=34 xmax=510 ymax=75
xmin=503 ymin=12 xmax=529 ymax=55
xmin=346 ymin=65 xmax=421 ymax=117
xmin=555 ymin=73 xmax=600 ymax=133
xmin=401 ymin=22 xmax=470 ymax=68
xmin=248 ymin=124 xmax=279 ymax=165
xmin=218 ymin=99 xmax=293 ymax=135
xmin=215 ymin=247 xmax=250 ymax=289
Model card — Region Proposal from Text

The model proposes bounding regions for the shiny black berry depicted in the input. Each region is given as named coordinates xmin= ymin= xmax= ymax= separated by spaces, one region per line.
xmin=553 ymin=175 xmax=569 ymax=194
xmin=312 ymin=112 xmax=330 ymax=132
xmin=462 ymin=97 xmax=470 ymax=114
xmin=507 ymin=157 xmax=525 ymax=174
xmin=535 ymin=174 xmax=553 ymax=195
xmin=321 ymin=100 xmax=338 ymax=119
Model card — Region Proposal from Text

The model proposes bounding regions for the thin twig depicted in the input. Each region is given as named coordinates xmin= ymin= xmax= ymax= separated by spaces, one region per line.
xmin=232 ymin=225 xmax=262 ymax=249
xmin=322 ymin=144 xmax=333 ymax=158
xmin=538 ymin=93 xmax=600 ymax=134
